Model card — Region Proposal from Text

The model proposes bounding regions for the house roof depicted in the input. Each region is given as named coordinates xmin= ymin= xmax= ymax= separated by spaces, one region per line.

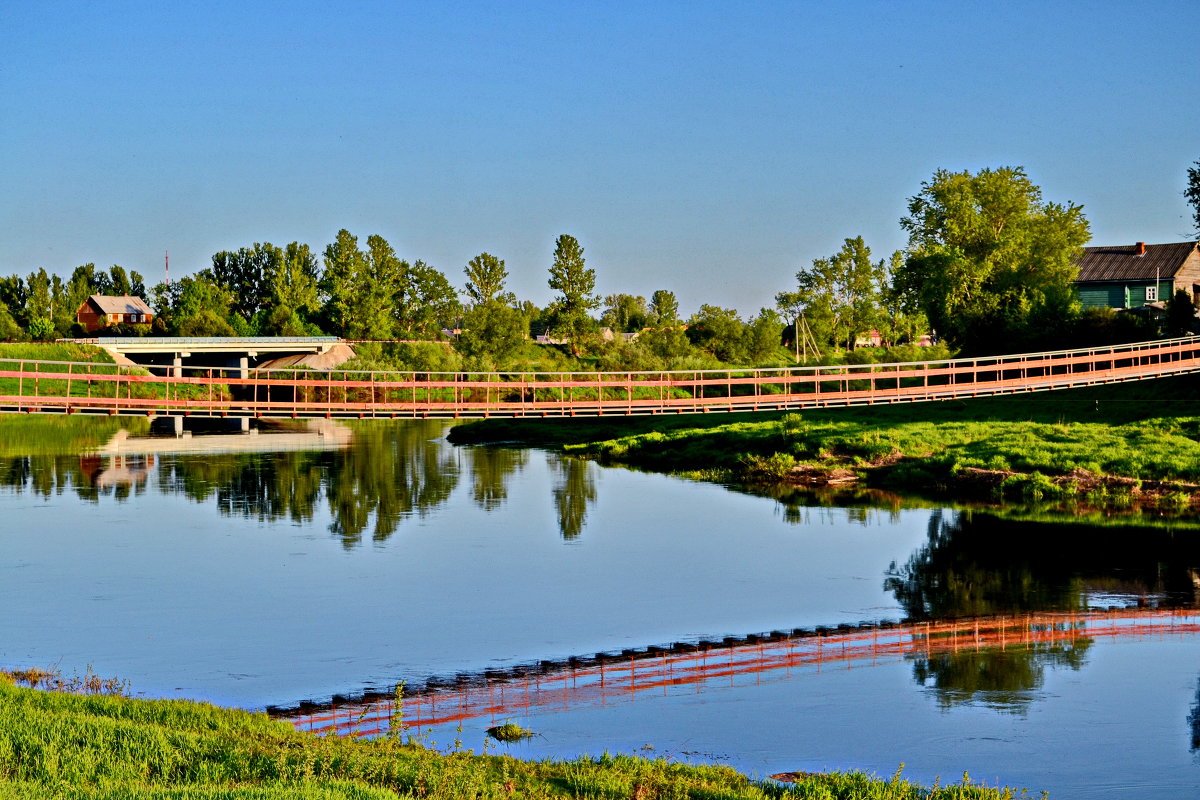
xmin=86 ymin=294 xmax=154 ymax=315
xmin=1075 ymin=242 xmax=1199 ymax=283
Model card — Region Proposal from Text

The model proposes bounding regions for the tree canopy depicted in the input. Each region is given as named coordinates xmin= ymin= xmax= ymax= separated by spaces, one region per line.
xmin=1186 ymin=159 xmax=1200 ymax=238
xmin=894 ymin=166 xmax=1090 ymax=353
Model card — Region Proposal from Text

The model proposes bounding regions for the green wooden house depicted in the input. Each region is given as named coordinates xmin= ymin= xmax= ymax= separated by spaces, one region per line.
xmin=1075 ymin=241 xmax=1200 ymax=309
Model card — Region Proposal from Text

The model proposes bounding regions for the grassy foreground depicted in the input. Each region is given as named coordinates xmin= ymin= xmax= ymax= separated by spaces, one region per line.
xmin=0 ymin=676 xmax=1038 ymax=799
xmin=449 ymin=374 xmax=1200 ymax=509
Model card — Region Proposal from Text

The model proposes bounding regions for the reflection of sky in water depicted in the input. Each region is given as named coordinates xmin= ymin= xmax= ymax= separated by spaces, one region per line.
xmin=2 ymin=420 xmax=1200 ymax=799
xmin=0 ymin=423 xmax=935 ymax=707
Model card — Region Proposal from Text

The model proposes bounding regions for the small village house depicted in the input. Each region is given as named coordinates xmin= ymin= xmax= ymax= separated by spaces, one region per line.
xmin=1074 ymin=241 xmax=1200 ymax=310
xmin=75 ymin=294 xmax=154 ymax=332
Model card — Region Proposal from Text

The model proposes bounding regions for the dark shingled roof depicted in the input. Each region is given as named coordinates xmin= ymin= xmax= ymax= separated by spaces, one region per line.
xmin=1076 ymin=242 xmax=1199 ymax=283
xmin=88 ymin=294 xmax=154 ymax=315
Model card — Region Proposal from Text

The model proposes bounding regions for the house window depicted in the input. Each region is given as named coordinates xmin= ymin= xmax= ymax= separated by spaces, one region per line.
xmin=1146 ymin=286 xmax=1158 ymax=302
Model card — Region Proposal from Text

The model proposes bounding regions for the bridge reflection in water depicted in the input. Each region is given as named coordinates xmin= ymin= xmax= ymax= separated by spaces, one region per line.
xmin=270 ymin=608 xmax=1200 ymax=738
xmin=4 ymin=336 xmax=1200 ymax=418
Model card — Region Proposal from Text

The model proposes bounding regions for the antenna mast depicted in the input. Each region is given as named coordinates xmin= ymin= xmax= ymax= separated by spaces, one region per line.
xmin=165 ymin=250 xmax=170 ymax=288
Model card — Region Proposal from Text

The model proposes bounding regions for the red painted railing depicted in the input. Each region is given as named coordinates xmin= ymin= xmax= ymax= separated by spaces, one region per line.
xmin=272 ymin=608 xmax=1200 ymax=739
xmin=2 ymin=337 xmax=1199 ymax=419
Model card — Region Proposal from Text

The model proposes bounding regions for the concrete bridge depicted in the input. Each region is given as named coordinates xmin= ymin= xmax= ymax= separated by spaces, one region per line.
xmin=6 ymin=336 xmax=1200 ymax=419
xmin=66 ymin=336 xmax=344 ymax=377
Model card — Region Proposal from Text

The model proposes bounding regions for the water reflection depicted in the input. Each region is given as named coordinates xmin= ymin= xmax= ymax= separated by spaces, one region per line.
xmin=911 ymin=638 xmax=1091 ymax=713
xmin=1190 ymin=678 xmax=1200 ymax=753
xmin=885 ymin=509 xmax=1200 ymax=620
xmin=467 ymin=445 xmax=527 ymax=512
xmin=552 ymin=455 xmax=596 ymax=540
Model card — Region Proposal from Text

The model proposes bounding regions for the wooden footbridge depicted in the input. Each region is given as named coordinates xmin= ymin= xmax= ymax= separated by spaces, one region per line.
xmin=270 ymin=607 xmax=1200 ymax=739
xmin=3 ymin=336 xmax=1200 ymax=419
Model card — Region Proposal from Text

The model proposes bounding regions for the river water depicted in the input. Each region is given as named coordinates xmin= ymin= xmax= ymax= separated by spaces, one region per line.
xmin=2 ymin=418 xmax=1199 ymax=798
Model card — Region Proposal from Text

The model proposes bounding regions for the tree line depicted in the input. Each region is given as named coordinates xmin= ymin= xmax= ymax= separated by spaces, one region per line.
xmin=3 ymin=161 xmax=1197 ymax=365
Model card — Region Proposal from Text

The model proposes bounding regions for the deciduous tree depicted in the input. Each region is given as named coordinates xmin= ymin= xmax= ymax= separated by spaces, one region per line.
xmin=463 ymin=252 xmax=509 ymax=306
xmin=600 ymin=293 xmax=648 ymax=332
xmin=395 ymin=260 xmax=460 ymax=339
xmin=894 ymin=166 xmax=1089 ymax=353
xmin=1186 ymin=159 xmax=1200 ymax=238
xmin=649 ymin=289 xmax=679 ymax=326
xmin=546 ymin=234 xmax=599 ymax=354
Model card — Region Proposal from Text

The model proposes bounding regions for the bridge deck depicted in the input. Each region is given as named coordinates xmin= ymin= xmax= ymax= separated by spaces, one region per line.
xmin=4 ymin=336 xmax=1200 ymax=419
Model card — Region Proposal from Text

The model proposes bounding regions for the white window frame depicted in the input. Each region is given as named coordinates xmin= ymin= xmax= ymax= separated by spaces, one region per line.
xmin=1146 ymin=285 xmax=1158 ymax=302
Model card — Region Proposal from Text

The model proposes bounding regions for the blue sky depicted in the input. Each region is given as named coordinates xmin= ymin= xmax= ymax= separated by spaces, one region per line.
xmin=2 ymin=1 xmax=1198 ymax=314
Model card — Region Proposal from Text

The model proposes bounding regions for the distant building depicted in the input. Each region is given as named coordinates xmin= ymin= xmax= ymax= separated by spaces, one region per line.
xmin=75 ymin=294 xmax=154 ymax=332
xmin=1074 ymin=241 xmax=1200 ymax=310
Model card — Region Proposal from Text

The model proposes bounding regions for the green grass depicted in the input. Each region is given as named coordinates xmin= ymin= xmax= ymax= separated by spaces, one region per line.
xmin=0 ymin=342 xmax=120 ymax=364
xmin=449 ymin=374 xmax=1200 ymax=506
xmin=0 ymin=676 xmax=1040 ymax=799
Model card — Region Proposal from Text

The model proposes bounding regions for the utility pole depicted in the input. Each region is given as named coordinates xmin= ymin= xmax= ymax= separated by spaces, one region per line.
xmin=165 ymin=250 xmax=170 ymax=289
xmin=794 ymin=313 xmax=801 ymax=363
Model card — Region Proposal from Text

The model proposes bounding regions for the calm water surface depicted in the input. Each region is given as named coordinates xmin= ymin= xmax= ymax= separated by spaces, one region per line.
xmin=2 ymin=418 xmax=1199 ymax=799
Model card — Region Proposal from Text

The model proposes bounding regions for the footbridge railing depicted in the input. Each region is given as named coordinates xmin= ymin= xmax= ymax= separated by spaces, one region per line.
xmin=2 ymin=336 xmax=1199 ymax=419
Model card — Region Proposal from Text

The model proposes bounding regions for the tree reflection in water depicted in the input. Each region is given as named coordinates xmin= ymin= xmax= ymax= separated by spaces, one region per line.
xmin=1190 ymin=677 xmax=1200 ymax=752
xmin=552 ymin=455 xmax=596 ymax=540
xmin=467 ymin=445 xmax=527 ymax=512
xmin=887 ymin=509 xmax=1200 ymax=712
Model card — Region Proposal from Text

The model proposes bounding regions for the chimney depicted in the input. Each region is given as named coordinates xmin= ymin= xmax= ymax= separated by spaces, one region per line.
xmin=1136 ymin=241 xmax=1147 ymax=256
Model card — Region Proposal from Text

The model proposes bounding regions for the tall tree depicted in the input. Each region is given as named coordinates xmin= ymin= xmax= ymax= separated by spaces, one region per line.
xmin=895 ymin=166 xmax=1089 ymax=353
xmin=107 ymin=265 xmax=132 ymax=296
xmin=1186 ymin=159 xmax=1200 ymax=238
xmin=463 ymin=252 xmax=509 ymax=306
xmin=262 ymin=241 xmax=321 ymax=334
xmin=360 ymin=235 xmax=405 ymax=339
xmin=0 ymin=276 xmax=28 ymax=327
xmin=777 ymin=236 xmax=885 ymax=352
xmin=649 ymin=289 xmax=679 ymax=326
xmin=24 ymin=269 xmax=53 ymax=325
xmin=209 ymin=244 xmax=278 ymax=321
xmin=546 ymin=234 xmax=599 ymax=353
xmin=320 ymin=229 xmax=370 ymax=337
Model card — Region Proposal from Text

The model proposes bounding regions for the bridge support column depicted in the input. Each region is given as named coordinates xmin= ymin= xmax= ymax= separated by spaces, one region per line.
xmin=239 ymin=416 xmax=250 ymax=432
xmin=238 ymin=356 xmax=249 ymax=381
xmin=172 ymin=356 xmax=183 ymax=378
xmin=171 ymin=415 xmax=184 ymax=437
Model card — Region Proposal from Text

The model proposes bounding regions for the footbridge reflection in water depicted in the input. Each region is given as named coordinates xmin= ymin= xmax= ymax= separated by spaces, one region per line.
xmin=271 ymin=608 xmax=1200 ymax=738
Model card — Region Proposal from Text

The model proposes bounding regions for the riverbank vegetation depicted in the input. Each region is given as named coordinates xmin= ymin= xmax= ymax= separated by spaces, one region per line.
xmin=0 ymin=671 xmax=1039 ymax=799
xmin=449 ymin=372 xmax=1200 ymax=514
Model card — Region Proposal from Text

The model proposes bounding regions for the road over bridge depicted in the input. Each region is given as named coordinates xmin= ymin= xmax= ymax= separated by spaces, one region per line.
xmin=66 ymin=335 xmax=345 ymax=377
xmin=5 ymin=336 xmax=1200 ymax=420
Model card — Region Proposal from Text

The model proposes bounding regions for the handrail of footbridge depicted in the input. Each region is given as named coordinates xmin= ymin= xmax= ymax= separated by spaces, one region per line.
xmin=2 ymin=336 xmax=1200 ymax=419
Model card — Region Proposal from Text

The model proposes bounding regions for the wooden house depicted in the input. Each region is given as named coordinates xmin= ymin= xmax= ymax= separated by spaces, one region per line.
xmin=75 ymin=294 xmax=154 ymax=332
xmin=1074 ymin=241 xmax=1200 ymax=310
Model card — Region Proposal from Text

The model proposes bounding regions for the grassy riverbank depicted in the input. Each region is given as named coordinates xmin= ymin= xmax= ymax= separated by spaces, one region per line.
xmin=0 ymin=675 xmax=1034 ymax=800
xmin=449 ymin=374 xmax=1200 ymax=511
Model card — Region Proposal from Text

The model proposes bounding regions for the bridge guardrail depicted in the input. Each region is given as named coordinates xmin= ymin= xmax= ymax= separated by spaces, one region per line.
xmin=4 ymin=336 xmax=1200 ymax=418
